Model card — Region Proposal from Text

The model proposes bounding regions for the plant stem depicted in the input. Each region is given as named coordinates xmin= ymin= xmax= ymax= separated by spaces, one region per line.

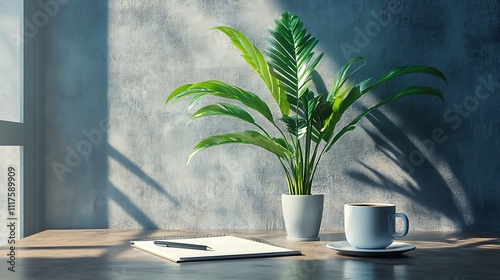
xmin=310 ymin=140 xmax=329 ymax=187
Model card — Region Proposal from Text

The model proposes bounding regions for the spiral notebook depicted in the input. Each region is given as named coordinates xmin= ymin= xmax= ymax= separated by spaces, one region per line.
xmin=130 ymin=235 xmax=301 ymax=263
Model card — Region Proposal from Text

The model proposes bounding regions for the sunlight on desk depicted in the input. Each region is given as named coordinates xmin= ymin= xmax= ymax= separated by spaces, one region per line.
xmin=1 ymin=230 xmax=499 ymax=279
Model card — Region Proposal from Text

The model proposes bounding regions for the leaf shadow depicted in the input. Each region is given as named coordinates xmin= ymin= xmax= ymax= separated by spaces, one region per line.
xmin=345 ymin=109 xmax=474 ymax=230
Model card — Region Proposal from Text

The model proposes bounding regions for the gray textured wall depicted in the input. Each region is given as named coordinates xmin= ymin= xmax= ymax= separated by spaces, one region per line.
xmin=44 ymin=0 xmax=499 ymax=231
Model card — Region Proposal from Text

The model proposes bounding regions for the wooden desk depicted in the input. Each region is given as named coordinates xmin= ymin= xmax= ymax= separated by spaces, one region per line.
xmin=1 ymin=230 xmax=499 ymax=279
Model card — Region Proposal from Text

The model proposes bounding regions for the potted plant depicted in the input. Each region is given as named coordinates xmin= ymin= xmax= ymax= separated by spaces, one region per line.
xmin=166 ymin=12 xmax=446 ymax=241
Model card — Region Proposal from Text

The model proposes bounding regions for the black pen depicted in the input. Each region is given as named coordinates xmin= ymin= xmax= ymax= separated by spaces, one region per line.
xmin=153 ymin=241 xmax=212 ymax=251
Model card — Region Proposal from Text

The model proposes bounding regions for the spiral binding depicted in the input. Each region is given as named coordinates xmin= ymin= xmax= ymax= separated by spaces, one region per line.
xmin=245 ymin=237 xmax=296 ymax=250
xmin=139 ymin=234 xmax=226 ymax=241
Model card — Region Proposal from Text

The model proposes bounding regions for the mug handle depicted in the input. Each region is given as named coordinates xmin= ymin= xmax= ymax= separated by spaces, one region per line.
xmin=390 ymin=213 xmax=409 ymax=238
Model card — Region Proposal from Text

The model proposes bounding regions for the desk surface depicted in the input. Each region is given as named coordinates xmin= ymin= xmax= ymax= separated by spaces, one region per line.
xmin=1 ymin=230 xmax=499 ymax=279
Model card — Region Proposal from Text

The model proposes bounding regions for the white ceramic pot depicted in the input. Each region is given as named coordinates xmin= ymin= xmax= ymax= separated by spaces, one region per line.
xmin=281 ymin=194 xmax=324 ymax=241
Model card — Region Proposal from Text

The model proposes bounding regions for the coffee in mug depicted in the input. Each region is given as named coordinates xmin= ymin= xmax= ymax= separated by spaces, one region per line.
xmin=344 ymin=203 xmax=409 ymax=249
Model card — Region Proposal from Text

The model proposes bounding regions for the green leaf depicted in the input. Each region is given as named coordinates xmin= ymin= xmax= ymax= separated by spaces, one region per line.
xmin=266 ymin=12 xmax=323 ymax=109
xmin=166 ymin=12 xmax=448 ymax=197
xmin=166 ymin=84 xmax=192 ymax=105
xmin=189 ymin=103 xmax=255 ymax=124
xmin=336 ymin=64 xmax=446 ymax=117
xmin=280 ymin=115 xmax=307 ymax=138
xmin=187 ymin=130 xmax=289 ymax=163
xmin=364 ymin=66 xmax=448 ymax=93
xmin=337 ymin=85 xmax=361 ymax=113
xmin=214 ymin=26 xmax=290 ymax=115
xmin=273 ymin=137 xmax=294 ymax=154
xmin=311 ymin=99 xmax=334 ymax=141
xmin=166 ymin=80 xmax=275 ymax=124
xmin=324 ymin=86 xmax=445 ymax=153
xmin=328 ymin=57 xmax=365 ymax=102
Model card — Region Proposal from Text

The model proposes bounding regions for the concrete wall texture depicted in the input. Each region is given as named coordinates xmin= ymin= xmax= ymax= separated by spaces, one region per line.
xmin=43 ymin=0 xmax=499 ymax=231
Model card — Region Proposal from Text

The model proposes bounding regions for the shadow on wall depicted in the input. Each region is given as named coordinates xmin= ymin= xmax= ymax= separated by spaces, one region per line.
xmin=107 ymin=144 xmax=180 ymax=230
xmin=273 ymin=1 xmax=500 ymax=230
xmin=46 ymin=0 xmax=181 ymax=231
xmin=47 ymin=0 xmax=499 ymax=231
xmin=311 ymin=67 xmax=472 ymax=229
xmin=44 ymin=0 xmax=111 ymax=229
xmin=346 ymin=110 xmax=474 ymax=230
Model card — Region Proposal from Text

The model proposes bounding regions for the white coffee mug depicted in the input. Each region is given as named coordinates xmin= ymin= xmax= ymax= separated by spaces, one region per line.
xmin=344 ymin=203 xmax=409 ymax=249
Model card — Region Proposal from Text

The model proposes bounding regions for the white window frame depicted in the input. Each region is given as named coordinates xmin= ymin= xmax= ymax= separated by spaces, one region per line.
xmin=0 ymin=1 xmax=45 ymax=238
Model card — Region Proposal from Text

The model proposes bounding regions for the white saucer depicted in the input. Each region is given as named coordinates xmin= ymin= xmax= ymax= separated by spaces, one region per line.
xmin=326 ymin=241 xmax=415 ymax=257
